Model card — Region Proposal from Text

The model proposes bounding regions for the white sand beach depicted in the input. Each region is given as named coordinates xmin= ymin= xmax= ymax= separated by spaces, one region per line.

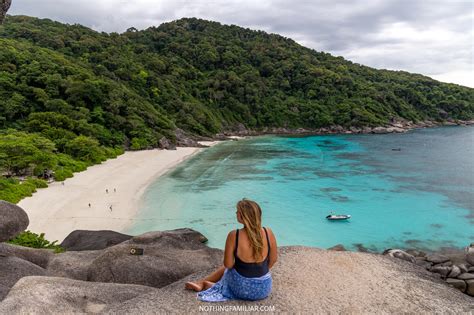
xmin=18 ymin=142 xmax=220 ymax=242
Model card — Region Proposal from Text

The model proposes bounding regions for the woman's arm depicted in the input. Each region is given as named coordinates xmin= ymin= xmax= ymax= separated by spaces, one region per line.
xmin=267 ymin=227 xmax=278 ymax=269
xmin=223 ymin=230 xmax=236 ymax=269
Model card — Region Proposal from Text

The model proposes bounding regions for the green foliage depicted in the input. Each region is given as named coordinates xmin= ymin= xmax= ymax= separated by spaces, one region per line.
xmin=0 ymin=15 xmax=471 ymax=140
xmin=0 ymin=130 xmax=57 ymax=176
xmin=64 ymin=135 xmax=105 ymax=163
xmin=0 ymin=177 xmax=47 ymax=203
xmin=7 ymin=230 xmax=65 ymax=253
xmin=0 ymin=16 xmax=473 ymax=201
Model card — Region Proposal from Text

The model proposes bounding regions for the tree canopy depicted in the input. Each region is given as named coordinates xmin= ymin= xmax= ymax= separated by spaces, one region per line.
xmin=0 ymin=16 xmax=473 ymax=201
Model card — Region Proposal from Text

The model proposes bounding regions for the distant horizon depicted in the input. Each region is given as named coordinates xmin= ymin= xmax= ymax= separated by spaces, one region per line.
xmin=8 ymin=0 xmax=473 ymax=88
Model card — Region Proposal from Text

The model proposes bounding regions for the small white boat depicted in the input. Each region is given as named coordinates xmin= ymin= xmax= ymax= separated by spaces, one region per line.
xmin=326 ymin=214 xmax=351 ymax=221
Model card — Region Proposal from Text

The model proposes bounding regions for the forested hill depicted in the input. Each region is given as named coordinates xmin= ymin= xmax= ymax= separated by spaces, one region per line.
xmin=2 ymin=15 xmax=474 ymax=143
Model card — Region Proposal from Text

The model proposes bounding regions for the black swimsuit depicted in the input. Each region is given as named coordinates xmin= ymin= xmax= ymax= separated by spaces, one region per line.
xmin=233 ymin=227 xmax=270 ymax=278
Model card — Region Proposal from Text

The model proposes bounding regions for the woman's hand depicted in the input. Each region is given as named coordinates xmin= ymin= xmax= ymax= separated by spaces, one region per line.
xmin=223 ymin=230 xmax=236 ymax=269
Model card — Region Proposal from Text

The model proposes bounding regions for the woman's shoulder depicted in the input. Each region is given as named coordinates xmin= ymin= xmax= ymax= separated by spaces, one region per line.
xmin=263 ymin=226 xmax=273 ymax=233
xmin=227 ymin=229 xmax=237 ymax=238
xmin=263 ymin=226 xmax=276 ymax=238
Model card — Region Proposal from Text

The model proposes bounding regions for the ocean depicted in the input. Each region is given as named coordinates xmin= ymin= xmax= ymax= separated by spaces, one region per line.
xmin=127 ymin=126 xmax=474 ymax=251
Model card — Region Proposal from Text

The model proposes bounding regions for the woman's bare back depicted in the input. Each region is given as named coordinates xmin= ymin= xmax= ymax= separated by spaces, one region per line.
xmin=235 ymin=227 xmax=270 ymax=263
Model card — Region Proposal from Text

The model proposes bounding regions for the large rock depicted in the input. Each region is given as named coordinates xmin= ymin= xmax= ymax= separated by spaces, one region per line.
xmin=458 ymin=264 xmax=469 ymax=273
xmin=457 ymin=264 xmax=469 ymax=273
xmin=175 ymin=128 xmax=202 ymax=147
xmin=446 ymin=278 xmax=466 ymax=293
xmin=0 ymin=276 xmax=154 ymax=314
xmin=0 ymin=243 xmax=53 ymax=268
xmin=158 ymin=136 xmax=176 ymax=150
xmin=0 ymin=256 xmax=46 ymax=300
xmin=47 ymin=250 xmax=100 ymax=281
xmin=414 ymin=258 xmax=432 ymax=270
xmin=466 ymin=245 xmax=474 ymax=265
xmin=467 ymin=279 xmax=474 ymax=296
xmin=372 ymin=127 xmax=390 ymax=134
xmin=60 ymin=230 xmax=132 ymax=251
xmin=383 ymin=249 xmax=416 ymax=263
xmin=328 ymin=244 xmax=346 ymax=251
xmin=105 ymin=247 xmax=474 ymax=314
xmin=458 ymin=273 xmax=474 ymax=280
xmin=405 ymin=249 xmax=426 ymax=257
xmin=447 ymin=265 xmax=462 ymax=278
xmin=433 ymin=261 xmax=453 ymax=267
xmin=426 ymin=253 xmax=450 ymax=264
xmin=86 ymin=228 xmax=222 ymax=288
xmin=2 ymin=247 xmax=473 ymax=313
xmin=0 ymin=200 xmax=29 ymax=242
xmin=430 ymin=266 xmax=451 ymax=278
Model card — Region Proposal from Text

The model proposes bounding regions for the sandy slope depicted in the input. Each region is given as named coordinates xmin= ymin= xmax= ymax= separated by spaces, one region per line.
xmin=18 ymin=142 xmax=218 ymax=242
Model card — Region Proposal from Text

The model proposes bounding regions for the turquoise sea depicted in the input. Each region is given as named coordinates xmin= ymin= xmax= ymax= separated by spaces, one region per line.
xmin=127 ymin=126 xmax=474 ymax=251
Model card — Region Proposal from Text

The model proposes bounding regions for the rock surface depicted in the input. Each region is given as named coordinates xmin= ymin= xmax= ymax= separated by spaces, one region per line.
xmin=383 ymin=249 xmax=416 ymax=263
xmin=86 ymin=229 xmax=222 ymax=288
xmin=446 ymin=278 xmax=466 ymax=293
xmin=0 ymin=243 xmax=53 ymax=268
xmin=467 ymin=279 xmax=474 ymax=296
xmin=426 ymin=253 xmax=450 ymax=264
xmin=158 ymin=136 xmax=177 ymax=150
xmin=0 ymin=256 xmax=46 ymax=300
xmin=0 ymin=200 xmax=29 ymax=242
xmin=430 ymin=266 xmax=451 ymax=278
xmin=447 ymin=265 xmax=462 ymax=278
xmin=60 ymin=230 xmax=132 ymax=251
xmin=458 ymin=273 xmax=474 ymax=280
xmin=175 ymin=128 xmax=204 ymax=147
xmin=385 ymin=246 xmax=474 ymax=297
xmin=2 ymin=247 xmax=472 ymax=314
xmin=0 ymin=276 xmax=154 ymax=314
xmin=327 ymin=244 xmax=346 ymax=251
xmin=466 ymin=244 xmax=474 ymax=265
xmin=47 ymin=250 xmax=100 ymax=281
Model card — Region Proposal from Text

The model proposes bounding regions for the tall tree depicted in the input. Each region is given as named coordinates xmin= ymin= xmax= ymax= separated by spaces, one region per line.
xmin=0 ymin=0 xmax=11 ymax=24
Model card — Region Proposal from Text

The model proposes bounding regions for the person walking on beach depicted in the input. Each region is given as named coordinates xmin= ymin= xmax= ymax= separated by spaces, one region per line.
xmin=106 ymin=189 xmax=109 ymax=194
xmin=114 ymin=188 xmax=116 ymax=193
xmin=88 ymin=203 xmax=91 ymax=208
xmin=109 ymin=205 xmax=113 ymax=212
xmin=185 ymin=199 xmax=277 ymax=302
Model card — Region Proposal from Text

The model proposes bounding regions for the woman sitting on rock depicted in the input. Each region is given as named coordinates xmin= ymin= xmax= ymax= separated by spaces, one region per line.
xmin=185 ymin=198 xmax=277 ymax=302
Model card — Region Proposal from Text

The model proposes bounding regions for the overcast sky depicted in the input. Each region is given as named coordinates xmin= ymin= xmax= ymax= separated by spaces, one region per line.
xmin=9 ymin=0 xmax=474 ymax=87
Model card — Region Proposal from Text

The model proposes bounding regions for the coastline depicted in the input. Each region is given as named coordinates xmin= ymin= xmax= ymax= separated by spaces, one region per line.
xmin=212 ymin=119 xmax=474 ymax=138
xmin=13 ymin=121 xmax=473 ymax=243
xmin=17 ymin=141 xmax=220 ymax=242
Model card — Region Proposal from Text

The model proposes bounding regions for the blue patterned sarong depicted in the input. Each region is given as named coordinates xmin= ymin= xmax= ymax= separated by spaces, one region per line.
xmin=197 ymin=268 xmax=272 ymax=302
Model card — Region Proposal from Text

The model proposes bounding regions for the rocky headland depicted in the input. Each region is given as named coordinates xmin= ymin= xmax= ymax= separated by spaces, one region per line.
xmin=0 ymin=201 xmax=473 ymax=313
xmin=167 ymin=119 xmax=474 ymax=150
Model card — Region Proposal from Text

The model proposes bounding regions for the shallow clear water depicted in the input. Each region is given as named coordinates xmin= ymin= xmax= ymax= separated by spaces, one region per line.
xmin=127 ymin=126 xmax=474 ymax=251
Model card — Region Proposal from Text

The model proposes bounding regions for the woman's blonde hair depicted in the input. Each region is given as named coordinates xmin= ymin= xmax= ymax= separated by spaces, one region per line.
xmin=236 ymin=199 xmax=264 ymax=260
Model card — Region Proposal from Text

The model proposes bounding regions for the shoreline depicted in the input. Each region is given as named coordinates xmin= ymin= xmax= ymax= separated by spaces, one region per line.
xmin=13 ymin=122 xmax=472 ymax=242
xmin=17 ymin=141 xmax=220 ymax=242
xmin=211 ymin=119 xmax=474 ymax=139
